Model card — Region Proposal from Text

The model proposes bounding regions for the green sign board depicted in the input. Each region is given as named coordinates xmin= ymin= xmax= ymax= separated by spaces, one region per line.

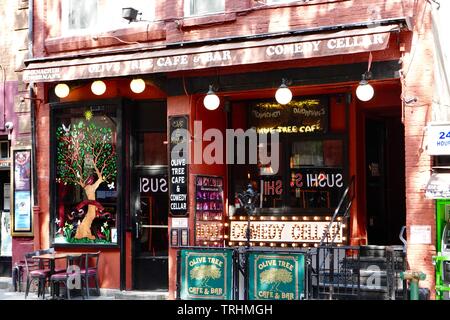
xmin=180 ymin=249 xmax=233 ymax=300
xmin=248 ymin=253 xmax=305 ymax=300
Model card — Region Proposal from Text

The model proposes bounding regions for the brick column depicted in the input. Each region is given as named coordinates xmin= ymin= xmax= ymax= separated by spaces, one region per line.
xmin=402 ymin=1 xmax=435 ymax=299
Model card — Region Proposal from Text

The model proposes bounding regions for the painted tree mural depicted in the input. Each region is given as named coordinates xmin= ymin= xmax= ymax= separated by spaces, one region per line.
xmin=190 ymin=265 xmax=221 ymax=287
xmin=260 ymin=268 xmax=293 ymax=292
xmin=56 ymin=119 xmax=117 ymax=240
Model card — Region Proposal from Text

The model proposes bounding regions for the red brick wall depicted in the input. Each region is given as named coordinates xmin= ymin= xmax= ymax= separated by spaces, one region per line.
xmin=401 ymin=1 xmax=435 ymax=297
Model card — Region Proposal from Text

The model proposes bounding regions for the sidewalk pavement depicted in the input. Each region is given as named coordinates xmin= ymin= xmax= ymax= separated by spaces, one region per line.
xmin=0 ymin=277 xmax=168 ymax=300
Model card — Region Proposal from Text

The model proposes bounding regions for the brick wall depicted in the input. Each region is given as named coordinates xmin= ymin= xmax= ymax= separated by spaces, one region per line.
xmin=401 ymin=0 xmax=435 ymax=297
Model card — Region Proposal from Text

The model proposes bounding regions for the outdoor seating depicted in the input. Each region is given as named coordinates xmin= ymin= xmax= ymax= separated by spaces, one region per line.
xmin=50 ymin=254 xmax=85 ymax=300
xmin=81 ymin=251 xmax=100 ymax=298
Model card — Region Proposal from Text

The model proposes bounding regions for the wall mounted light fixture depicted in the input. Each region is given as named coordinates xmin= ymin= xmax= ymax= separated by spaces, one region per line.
xmin=54 ymin=83 xmax=70 ymax=98
xmin=130 ymin=78 xmax=146 ymax=93
xmin=91 ymin=80 xmax=107 ymax=96
xmin=203 ymin=85 xmax=220 ymax=110
xmin=275 ymin=78 xmax=293 ymax=105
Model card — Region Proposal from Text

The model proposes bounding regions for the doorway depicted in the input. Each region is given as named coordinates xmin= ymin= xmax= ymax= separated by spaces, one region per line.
xmin=130 ymin=102 xmax=168 ymax=290
xmin=365 ymin=114 xmax=406 ymax=245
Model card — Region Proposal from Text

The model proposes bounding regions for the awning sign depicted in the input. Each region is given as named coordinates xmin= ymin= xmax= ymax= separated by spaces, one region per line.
xmin=427 ymin=124 xmax=450 ymax=155
xmin=425 ymin=172 xmax=450 ymax=199
xmin=23 ymin=27 xmax=394 ymax=82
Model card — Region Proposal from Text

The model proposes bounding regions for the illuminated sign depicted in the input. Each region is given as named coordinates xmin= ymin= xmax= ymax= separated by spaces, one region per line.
xmin=195 ymin=221 xmax=224 ymax=244
xmin=250 ymin=98 xmax=328 ymax=134
xmin=229 ymin=219 xmax=345 ymax=244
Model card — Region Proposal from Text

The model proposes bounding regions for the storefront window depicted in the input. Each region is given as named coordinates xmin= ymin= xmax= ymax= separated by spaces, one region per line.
xmin=289 ymin=139 xmax=344 ymax=209
xmin=230 ymin=96 xmax=347 ymax=215
xmin=52 ymin=104 xmax=120 ymax=245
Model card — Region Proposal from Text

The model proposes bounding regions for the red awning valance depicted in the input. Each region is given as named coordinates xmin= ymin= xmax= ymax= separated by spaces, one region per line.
xmin=23 ymin=24 xmax=400 ymax=83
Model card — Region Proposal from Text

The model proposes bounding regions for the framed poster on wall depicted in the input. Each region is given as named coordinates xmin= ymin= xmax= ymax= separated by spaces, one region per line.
xmin=10 ymin=146 xmax=33 ymax=237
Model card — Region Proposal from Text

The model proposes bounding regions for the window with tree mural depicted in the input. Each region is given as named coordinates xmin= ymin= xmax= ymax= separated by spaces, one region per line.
xmin=52 ymin=104 xmax=120 ymax=245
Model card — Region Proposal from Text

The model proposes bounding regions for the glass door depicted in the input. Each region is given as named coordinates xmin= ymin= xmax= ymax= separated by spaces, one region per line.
xmin=133 ymin=168 xmax=168 ymax=290
xmin=130 ymin=102 xmax=168 ymax=290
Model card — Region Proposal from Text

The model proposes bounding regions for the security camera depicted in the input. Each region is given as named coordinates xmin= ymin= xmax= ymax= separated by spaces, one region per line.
xmin=5 ymin=122 xmax=13 ymax=130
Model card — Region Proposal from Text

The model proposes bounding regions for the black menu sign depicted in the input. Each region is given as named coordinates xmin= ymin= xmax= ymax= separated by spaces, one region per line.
xmin=169 ymin=115 xmax=189 ymax=216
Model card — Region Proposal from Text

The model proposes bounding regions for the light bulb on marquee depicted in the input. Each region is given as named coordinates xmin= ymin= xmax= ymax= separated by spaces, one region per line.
xmin=130 ymin=78 xmax=146 ymax=93
xmin=203 ymin=85 xmax=220 ymax=110
xmin=275 ymin=79 xmax=292 ymax=105
xmin=91 ymin=80 xmax=107 ymax=96
xmin=54 ymin=83 xmax=70 ymax=98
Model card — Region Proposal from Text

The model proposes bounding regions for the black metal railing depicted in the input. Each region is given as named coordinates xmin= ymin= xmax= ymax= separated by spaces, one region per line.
xmin=310 ymin=245 xmax=361 ymax=300
xmin=311 ymin=176 xmax=356 ymax=300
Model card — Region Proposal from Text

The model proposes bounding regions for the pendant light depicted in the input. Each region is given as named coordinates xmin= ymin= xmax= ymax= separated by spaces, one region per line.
xmin=203 ymin=85 xmax=220 ymax=110
xmin=356 ymin=72 xmax=374 ymax=102
xmin=275 ymin=78 xmax=292 ymax=105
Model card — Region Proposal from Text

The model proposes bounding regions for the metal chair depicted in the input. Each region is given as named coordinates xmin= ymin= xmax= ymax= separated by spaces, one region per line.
xmin=50 ymin=255 xmax=85 ymax=300
xmin=23 ymin=250 xmax=51 ymax=299
xmin=81 ymin=251 xmax=100 ymax=298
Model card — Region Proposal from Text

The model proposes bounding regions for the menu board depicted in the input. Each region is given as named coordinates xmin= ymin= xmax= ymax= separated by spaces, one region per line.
xmin=250 ymin=97 xmax=328 ymax=134
xmin=169 ymin=115 xmax=189 ymax=216
xmin=195 ymin=175 xmax=224 ymax=246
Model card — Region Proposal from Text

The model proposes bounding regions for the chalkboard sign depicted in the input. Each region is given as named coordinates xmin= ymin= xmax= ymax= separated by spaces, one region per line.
xmin=169 ymin=115 xmax=189 ymax=216
xmin=250 ymin=97 xmax=328 ymax=134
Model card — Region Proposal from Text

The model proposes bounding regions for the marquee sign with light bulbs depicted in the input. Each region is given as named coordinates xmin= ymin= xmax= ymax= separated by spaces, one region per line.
xmin=228 ymin=215 xmax=347 ymax=247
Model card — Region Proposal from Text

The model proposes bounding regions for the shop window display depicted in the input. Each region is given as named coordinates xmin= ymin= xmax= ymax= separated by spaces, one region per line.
xmin=230 ymin=96 xmax=347 ymax=215
xmin=52 ymin=105 xmax=119 ymax=245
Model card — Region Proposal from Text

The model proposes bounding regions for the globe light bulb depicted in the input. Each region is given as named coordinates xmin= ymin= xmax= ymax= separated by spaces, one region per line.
xmin=356 ymin=80 xmax=374 ymax=101
xmin=203 ymin=85 xmax=220 ymax=110
xmin=275 ymin=80 xmax=292 ymax=105
xmin=91 ymin=80 xmax=107 ymax=96
xmin=130 ymin=78 xmax=146 ymax=93
xmin=54 ymin=83 xmax=70 ymax=98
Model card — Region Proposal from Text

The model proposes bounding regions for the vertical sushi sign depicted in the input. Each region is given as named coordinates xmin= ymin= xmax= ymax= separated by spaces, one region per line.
xmin=11 ymin=146 xmax=33 ymax=236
